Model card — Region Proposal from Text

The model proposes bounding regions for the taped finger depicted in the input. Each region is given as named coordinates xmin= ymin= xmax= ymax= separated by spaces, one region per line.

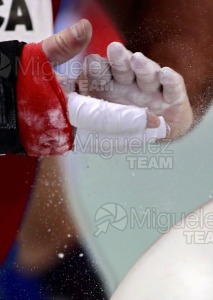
xmin=68 ymin=92 xmax=147 ymax=134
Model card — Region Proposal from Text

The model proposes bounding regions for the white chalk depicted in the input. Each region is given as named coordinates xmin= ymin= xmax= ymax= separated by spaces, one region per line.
xmin=131 ymin=52 xmax=161 ymax=94
xmin=107 ymin=42 xmax=135 ymax=84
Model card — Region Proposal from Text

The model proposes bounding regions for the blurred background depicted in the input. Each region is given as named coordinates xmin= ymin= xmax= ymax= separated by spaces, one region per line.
xmin=1 ymin=0 xmax=213 ymax=299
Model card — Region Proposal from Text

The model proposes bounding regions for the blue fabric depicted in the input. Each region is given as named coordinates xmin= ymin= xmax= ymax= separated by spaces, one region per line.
xmin=0 ymin=245 xmax=41 ymax=300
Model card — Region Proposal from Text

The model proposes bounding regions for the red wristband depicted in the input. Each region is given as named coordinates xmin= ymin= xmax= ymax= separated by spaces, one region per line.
xmin=17 ymin=42 xmax=73 ymax=156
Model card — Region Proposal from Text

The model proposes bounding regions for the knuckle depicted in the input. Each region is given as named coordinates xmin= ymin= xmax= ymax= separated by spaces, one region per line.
xmin=55 ymin=33 xmax=69 ymax=55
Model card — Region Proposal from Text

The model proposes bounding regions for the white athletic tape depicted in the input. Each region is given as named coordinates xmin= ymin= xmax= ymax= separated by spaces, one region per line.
xmin=68 ymin=93 xmax=167 ymax=153
xmin=74 ymin=117 xmax=166 ymax=153
xmin=68 ymin=92 xmax=148 ymax=134
xmin=146 ymin=116 xmax=167 ymax=140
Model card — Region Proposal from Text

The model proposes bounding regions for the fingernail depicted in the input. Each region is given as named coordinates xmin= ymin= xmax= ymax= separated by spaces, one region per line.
xmin=147 ymin=111 xmax=160 ymax=128
xmin=71 ymin=19 xmax=92 ymax=40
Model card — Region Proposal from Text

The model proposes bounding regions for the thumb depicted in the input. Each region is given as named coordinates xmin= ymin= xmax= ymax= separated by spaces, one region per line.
xmin=42 ymin=19 xmax=92 ymax=66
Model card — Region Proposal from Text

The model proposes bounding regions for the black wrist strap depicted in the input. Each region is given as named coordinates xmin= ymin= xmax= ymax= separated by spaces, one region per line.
xmin=0 ymin=40 xmax=26 ymax=154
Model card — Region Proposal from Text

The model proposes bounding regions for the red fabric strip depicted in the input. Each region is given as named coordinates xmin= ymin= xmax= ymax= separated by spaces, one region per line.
xmin=84 ymin=1 xmax=123 ymax=57
xmin=52 ymin=0 xmax=61 ymax=22
xmin=17 ymin=42 xmax=73 ymax=156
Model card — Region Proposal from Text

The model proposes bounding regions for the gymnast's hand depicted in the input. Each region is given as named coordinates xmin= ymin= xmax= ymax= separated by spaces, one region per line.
xmin=41 ymin=20 xmax=167 ymax=141
xmin=81 ymin=42 xmax=194 ymax=139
